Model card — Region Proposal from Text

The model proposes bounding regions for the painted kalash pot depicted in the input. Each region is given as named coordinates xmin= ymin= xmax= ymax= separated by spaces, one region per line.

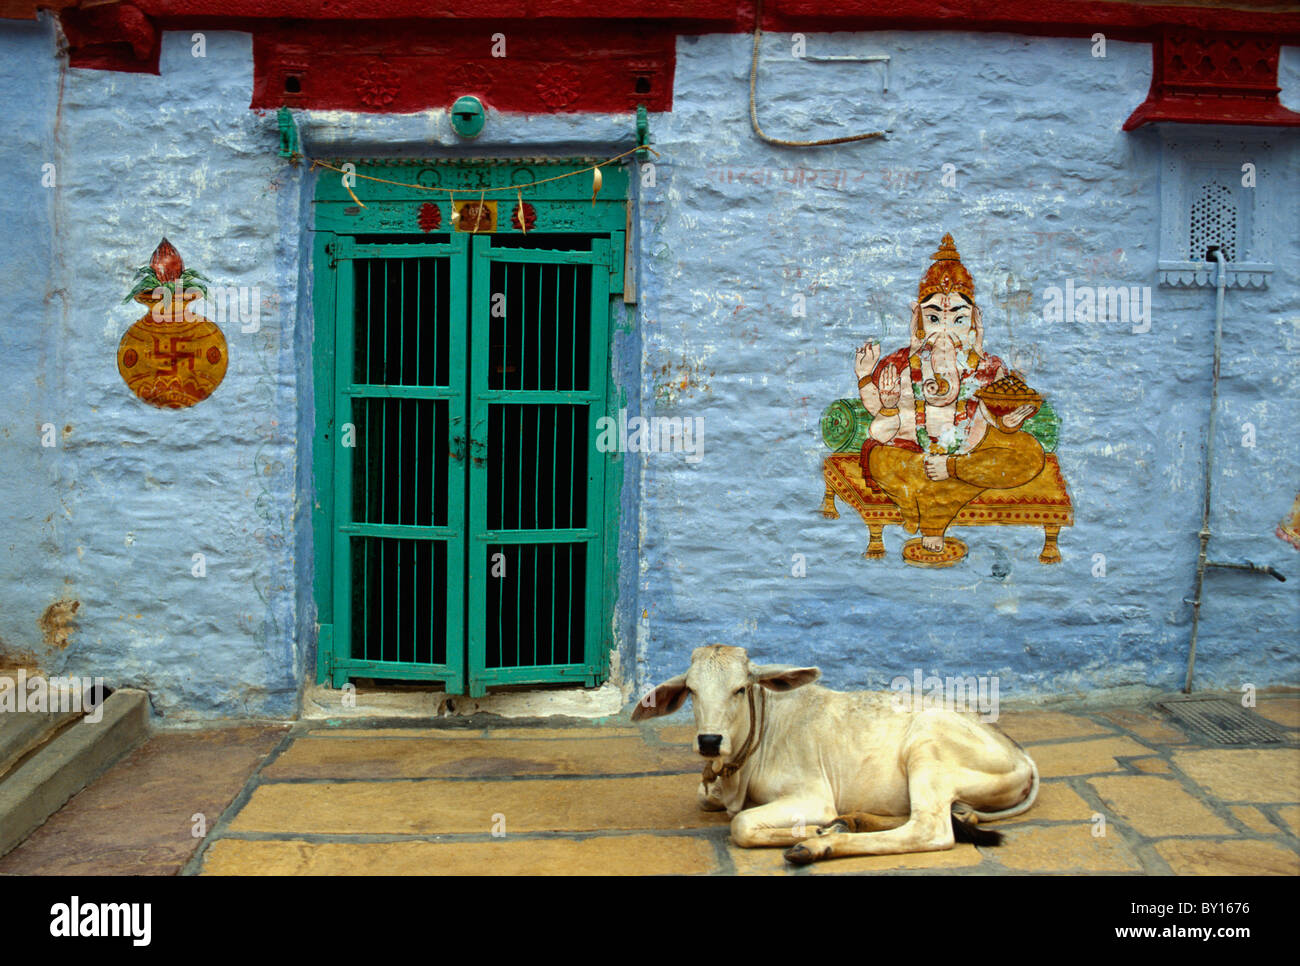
xmin=819 ymin=234 xmax=1073 ymax=568
xmin=117 ymin=238 xmax=228 ymax=409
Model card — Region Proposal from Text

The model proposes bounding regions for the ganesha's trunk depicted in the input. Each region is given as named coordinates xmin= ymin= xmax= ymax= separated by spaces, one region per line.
xmin=922 ymin=333 xmax=962 ymax=406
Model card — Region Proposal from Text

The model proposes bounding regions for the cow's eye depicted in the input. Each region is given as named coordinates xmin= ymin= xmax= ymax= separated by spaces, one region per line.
xmin=733 ymin=687 xmax=745 ymax=697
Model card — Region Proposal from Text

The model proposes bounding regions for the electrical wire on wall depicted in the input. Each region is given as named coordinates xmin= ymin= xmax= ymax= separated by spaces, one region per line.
xmin=748 ymin=0 xmax=888 ymax=147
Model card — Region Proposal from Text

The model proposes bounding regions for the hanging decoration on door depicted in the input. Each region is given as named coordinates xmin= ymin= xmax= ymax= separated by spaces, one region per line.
xmin=454 ymin=199 xmax=496 ymax=232
xmin=417 ymin=202 xmax=442 ymax=232
xmin=117 ymin=238 xmax=228 ymax=410
xmin=512 ymin=192 xmax=535 ymax=234
xmin=310 ymin=142 xmax=658 ymax=237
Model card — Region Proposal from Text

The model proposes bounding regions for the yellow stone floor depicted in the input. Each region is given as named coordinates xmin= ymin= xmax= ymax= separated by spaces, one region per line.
xmin=191 ymin=696 xmax=1300 ymax=876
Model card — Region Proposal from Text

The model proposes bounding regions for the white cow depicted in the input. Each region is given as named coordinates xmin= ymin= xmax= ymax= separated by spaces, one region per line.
xmin=632 ymin=645 xmax=1038 ymax=864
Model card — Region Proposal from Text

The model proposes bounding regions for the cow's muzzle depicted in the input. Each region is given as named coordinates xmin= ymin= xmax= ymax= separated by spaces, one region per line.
xmin=697 ymin=733 xmax=723 ymax=757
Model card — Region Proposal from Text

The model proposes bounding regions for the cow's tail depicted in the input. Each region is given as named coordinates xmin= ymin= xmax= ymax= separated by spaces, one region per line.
xmin=968 ymin=754 xmax=1040 ymax=823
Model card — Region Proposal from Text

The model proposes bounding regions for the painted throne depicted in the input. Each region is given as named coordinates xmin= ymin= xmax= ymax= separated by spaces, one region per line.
xmin=818 ymin=398 xmax=1073 ymax=563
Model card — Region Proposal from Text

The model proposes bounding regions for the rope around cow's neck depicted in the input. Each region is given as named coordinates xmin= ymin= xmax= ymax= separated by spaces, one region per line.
xmin=702 ymin=684 xmax=766 ymax=785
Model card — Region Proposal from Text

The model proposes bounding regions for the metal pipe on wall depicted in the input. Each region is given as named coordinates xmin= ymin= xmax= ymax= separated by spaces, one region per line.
xmin=1184 ymin=247 xmax=1287 ymax=694
xmin=1184 ymin=246 xmax=1228 ymax=694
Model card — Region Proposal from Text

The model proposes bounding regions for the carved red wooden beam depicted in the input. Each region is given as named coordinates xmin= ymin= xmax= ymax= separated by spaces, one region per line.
xmin=250 ymin=20 xmax=676 ymax=112
xmin=1124 ymin=27 xmax=1300 ymax=128
xmin=49 ymin=0 xmax=1300 ymax=120
xmin=37 ymin=0 xmax=1300 ymax=34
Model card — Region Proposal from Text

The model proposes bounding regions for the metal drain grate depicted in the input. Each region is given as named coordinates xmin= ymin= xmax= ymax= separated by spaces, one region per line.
xmin=1157 ymin=697 xmax=1286 ymax=745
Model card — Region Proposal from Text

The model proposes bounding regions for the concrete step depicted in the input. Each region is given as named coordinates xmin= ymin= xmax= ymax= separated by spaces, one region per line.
xmin=0 ymin=689 xmax=150 ymax=859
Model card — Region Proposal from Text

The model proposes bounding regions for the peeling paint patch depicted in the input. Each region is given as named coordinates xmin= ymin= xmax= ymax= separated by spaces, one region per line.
xmin=652 ymin=354 xmax=714 ymax=405
xmin=0 ymin=639 xmax=40 ymax=674
xmin=38 ymin=599 xmax=80 ymax=649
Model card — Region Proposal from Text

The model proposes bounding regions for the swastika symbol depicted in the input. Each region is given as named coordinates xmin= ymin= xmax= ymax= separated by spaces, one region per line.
xmin=152 ymin=336 xmax=197 ymax=377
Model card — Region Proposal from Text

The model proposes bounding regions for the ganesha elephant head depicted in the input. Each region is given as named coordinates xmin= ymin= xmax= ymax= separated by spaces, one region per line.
xmin=906 ymin=234 xmax=985 ymax=408
xmin=909 ymin=291 xmax=984 ymax=407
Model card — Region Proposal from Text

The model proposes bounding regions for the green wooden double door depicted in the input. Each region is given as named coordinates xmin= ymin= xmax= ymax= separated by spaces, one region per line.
xmin=315 ymin=232 xmax=618 ymax=696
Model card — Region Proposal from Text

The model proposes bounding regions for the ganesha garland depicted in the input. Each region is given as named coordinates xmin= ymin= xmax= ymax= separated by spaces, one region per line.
xmin=854 ymin=234 xmax=1046 ymax=565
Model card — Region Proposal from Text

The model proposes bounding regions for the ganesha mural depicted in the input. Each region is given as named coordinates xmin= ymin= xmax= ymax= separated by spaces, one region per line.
xmin=819 ymin=234 xmax=1073 ymax=567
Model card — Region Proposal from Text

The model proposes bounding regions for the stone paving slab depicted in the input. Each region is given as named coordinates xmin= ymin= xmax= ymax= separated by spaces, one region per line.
xmin=1087 ymin=775 xmax=1233 ymax=837
xmin=1002 ymin=781 xmax=1095 ymax=822
xmin=729 ymin=841 xmax=984 ymax=875
xmin=229 ymin=773 xmax=730 ymax=836
xmin=1254 ymin=698 xmax=1300 ymax=729
xmin=657 ymin=724 xmax=697 ymax=745
xmin=1273 ymin=804 xmax=1300 ymax=837
xmin=996 ymin=711 xmax=1115 ymax=743
xmin=201 ymin=833 xmax=718 ymax=876
xmin=1154 ymin=838 xmax=1300 ymax=876
xmin=1027 ymin=737 xmax=1156 ymax=778
xmin=1169 ymin=749 xmax=1300 ymax=803
xmin=991 ymin=824 xmax=1143 ymax=873
xmin=304 ymin=726 xmax=652 ymax=741
xmin=262 ymin=735 xmax=693 ymax=779
xmin=0 ymin=725 xmax=287 ymax=876
xmin=483 ymin=727 xmax=645 ymax=740
xmin=1096 ymin=708 xmax=1192 ymax=745
xmin=1229 ymin=805 xmax=1278 ymax=836
xmin=1130 ymin=757 xmax=1172 ymax=774
xmin=305 ymin=728 xmax=497 ymax=739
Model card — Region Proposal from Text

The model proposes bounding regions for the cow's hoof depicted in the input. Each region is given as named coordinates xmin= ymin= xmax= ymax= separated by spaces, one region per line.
xmin=784 ymin=844 xmax=816 ymax=865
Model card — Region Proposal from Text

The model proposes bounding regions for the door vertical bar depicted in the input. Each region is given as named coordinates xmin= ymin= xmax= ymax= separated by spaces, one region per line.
xmin=312 ymin=232 xmax=338 ymax=684
xmin=467 ymin=235 xmax=491 ymax=695
xmin=445 ymin=232 xmax=469 ymax=692
xmin=583 ymin=240 xmax=612 ymax=680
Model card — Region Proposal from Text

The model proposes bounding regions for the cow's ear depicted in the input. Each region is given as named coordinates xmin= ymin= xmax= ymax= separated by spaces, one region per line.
xmin=631 ymin=673 xmax=689 ymax=721
xmin=752 ymin=665 xmax=821 ymax=692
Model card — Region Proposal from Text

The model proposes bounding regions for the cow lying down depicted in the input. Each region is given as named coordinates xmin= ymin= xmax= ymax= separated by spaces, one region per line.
xmin=633 ymin=645 xmax=1038 ymax=865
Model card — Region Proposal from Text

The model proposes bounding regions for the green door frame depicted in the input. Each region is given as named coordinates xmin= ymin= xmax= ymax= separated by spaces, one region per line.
xmin=311 ymin=159 xmax=628 ymax=695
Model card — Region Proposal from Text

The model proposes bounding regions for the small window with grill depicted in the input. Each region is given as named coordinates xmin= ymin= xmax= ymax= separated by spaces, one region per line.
xmin=1156 ymin=129 xmax=1275 ymax=289
xmin=1188 ymin=181 xmax=1238 ymax=263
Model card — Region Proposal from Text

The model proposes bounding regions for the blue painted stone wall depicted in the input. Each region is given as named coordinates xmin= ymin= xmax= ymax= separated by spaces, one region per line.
xmin=0 ymin=18 xmax=1295 ymax=718
xmin=635 ymin=32 xmax=1299 ymax=699
xmin=0 ymin=17 xmax=63 ymax=674
xmin=0 ymin=25 xmax=304 ymax=717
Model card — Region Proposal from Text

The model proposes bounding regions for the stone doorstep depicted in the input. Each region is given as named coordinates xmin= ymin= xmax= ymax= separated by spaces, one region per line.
xmin=301 ymin=681 xmax=625 ymax=721
xmin=0 ymin=707 xmax=82 ymax=779
xmin=0 ymin=689 xmax=150 ymax=860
